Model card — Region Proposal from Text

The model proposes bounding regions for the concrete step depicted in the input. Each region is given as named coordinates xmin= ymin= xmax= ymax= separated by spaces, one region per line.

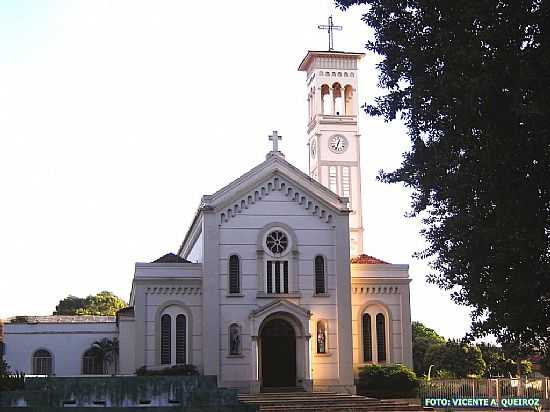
xmin=238 ymin=391 xmax=432 ymax=412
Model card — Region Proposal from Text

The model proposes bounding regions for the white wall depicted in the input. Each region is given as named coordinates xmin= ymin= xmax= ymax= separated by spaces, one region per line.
xmin=217 ymin=187 xmax=342 ymax=389
xmin=4 ymin=322 xmax=118 ymax=375
xmin=118 ymin=317 xmax=135 ymax=374
xmin=351 ymin=263 xmax=413 ymax=370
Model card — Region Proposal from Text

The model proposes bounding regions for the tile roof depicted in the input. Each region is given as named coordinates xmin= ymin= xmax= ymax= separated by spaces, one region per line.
xmin=152 ymin=253 xmax=191 ymax=263
xmin=6 ymin=315 xmax=116 ymax=324
xmin=351 ymin=254 xmax=389 ymax=264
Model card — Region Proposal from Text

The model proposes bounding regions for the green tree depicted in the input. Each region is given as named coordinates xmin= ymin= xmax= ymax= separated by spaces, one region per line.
xmin=54 ymin=295 xmax=88 ymax=315
xmin=541 ymin=350 xmax=550 ymax=377
xmin=54 ymin=291 xmax=126 ymax=316
xmin=89 ymin=338 xmax=119 ymax=375
xmin=425 ymin=340 xmax=485 ymax=378
xmin=412 ymin=321 xmax=445 ymax=376
xmin=336 ymin=0 xmax=550 ymax=350
xmin=479 ymin=343 xmax=517 ymax=377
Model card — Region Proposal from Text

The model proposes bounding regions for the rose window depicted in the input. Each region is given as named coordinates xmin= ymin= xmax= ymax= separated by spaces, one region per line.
xmin=265 ymin=230 xmax=289 ymax=254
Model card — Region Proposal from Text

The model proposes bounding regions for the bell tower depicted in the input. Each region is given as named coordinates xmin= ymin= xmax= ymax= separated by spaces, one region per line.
xmin=298 ymin=49 xmax=365 ymax=256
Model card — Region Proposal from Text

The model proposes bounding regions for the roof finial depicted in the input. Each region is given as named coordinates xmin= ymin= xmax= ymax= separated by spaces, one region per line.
xmin=318 ymin=15 xmax=342 ymax=51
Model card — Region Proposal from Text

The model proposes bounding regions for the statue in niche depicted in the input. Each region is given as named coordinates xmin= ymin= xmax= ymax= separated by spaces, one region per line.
xmin=317 ymin=322 xmax=326 ymax=354
xmin=229 ymin=324 xmax=241 ymax=355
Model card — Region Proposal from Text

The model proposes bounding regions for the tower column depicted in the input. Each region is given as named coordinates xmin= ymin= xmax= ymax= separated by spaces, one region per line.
xmin=299 ymin=50 xmax=366 ymax=256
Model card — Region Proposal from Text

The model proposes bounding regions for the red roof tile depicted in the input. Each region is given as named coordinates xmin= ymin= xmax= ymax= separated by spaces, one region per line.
xmin=351 ymin=254 xmax=389 ymax=264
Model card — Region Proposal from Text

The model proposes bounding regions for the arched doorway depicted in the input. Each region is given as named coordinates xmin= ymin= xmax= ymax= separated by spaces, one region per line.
xmin=260 ymin=318 xmax=296 ymax=388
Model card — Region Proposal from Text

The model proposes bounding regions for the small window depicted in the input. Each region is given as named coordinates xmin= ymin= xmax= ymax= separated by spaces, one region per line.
xmin=362 ymin=313 xmax=372 ymax=362
xmin=229 ymin=323 xmax=241 ymax=355
xmin=229 ymin=255 xmax=240 ymax=294
xmin=32 ymin=349 xmax=52 ymax=375
xmin=314 ymin=256 xmax=326 ymax=294
xmin=176 ymin=314 xmax=187 ymax=364
xmin=160 ymin=314 xmax=171 ymax=365
xmin=317 ymin=320 xmax=327 ymax=354
xmin=376 ymin=313 xmax=387 ymax=362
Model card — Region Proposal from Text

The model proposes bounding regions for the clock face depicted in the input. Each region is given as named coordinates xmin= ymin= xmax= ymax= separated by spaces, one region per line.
xmin=328 ymin=135 xmax=348 ymax=154
xmin=310 ymin=139 xmax=317 ymax=158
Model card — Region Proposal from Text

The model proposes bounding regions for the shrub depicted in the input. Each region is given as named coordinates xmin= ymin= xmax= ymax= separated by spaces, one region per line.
xmin=0 ymin=361 xmax=25 ymax=392
xmin=136 ymin=364 xmax=199 ymax=376
xmin=357 ymin=364 xmax=419 ymax=399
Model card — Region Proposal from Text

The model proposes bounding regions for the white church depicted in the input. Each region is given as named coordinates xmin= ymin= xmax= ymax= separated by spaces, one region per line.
xmin=2 ymin=48 xmax=413 ymax=394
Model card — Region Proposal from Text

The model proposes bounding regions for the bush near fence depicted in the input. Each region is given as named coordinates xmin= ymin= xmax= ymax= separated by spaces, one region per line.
xmin=357 ymin=364 xmax=420 ymax=399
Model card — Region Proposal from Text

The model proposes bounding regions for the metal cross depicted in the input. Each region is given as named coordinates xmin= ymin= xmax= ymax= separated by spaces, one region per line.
xmin=269 ymin=130 xmax=282 ymax=152
xmin=318 ymin=16 xmax=342 ymax=51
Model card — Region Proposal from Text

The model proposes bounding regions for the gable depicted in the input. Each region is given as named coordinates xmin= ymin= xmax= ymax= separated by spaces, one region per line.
xmin=203 ymin=154 xmax=349 ymax=227
xmin=179 ymin=153 xmax=349 ymax=254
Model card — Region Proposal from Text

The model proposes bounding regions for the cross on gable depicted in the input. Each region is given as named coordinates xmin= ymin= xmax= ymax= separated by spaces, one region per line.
xmin=269 ymin=130 xmax=282 ymax=152
xmin=318 ymin=16 xmax=342 ymax=51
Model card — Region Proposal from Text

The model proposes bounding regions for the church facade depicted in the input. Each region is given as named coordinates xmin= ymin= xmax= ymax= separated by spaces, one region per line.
xmin=2 ymin=51 xmax=412 ymax=394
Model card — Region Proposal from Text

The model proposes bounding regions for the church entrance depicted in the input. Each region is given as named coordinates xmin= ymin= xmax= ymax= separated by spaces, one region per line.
xmin=260 ymin=318 xmax=296 ymax=388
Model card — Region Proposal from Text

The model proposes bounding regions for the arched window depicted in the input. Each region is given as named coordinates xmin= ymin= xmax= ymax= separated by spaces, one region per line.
xmin=82 ymin=348 xmax=103 ymax=375
xmin=362 ymin=314 xmax=372 ymax=362
xmin=159 ymin=306 xmax=189 ymax=366
xmin=229 ymin=323 xmax=241 ymax=355
xmin=316 ymin=320 xmax=327 ymax=354
xmin=229 ymin=255 xmax=240 ymax=294
xmin=321 ymin=84 xmax=331 ymax=115
xmin=265 ymin=229 xmax=290 ymax=294
xmin=344 ymin=85 xmax=353 ymax=115
xmin=376 ymin=313 xmax=387 ymax=362
xmin=32 ymin=349 xmax=52 ymax=375
xmin=160 ymin=314 xmax=171 ymax=365
xmin=314 ymin=256 xmax=326 ymax=294
xmin=176 ymin=314 xmax=187 ymax=364
xmin=332 ymin=83 xmax=343 ymax=115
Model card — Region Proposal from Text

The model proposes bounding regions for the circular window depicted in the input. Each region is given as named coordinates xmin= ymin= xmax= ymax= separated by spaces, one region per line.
xmin=265 ymin=230 xmax=289 ymax=254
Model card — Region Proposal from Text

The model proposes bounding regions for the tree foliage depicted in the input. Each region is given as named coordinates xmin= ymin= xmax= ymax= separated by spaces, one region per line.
xmin=425 ymin=340 xmax=486 ymax=378
xmin=412 ymin=321 xmax=445 ymax=375
xmin=89 ymin=337 xmax=119 ymax=374
xmin=54 ymin=291 xmax=126 ymax=316
xmin=336 ymin=0 xmax=550 ymax=350
xmin=412 ymin=322 xmax=533 ymax=377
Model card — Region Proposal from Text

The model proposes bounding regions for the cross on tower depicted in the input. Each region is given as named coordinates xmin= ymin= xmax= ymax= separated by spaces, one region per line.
xmin=318 ymin=16 xmax=342 ymax=51
xmin=269 ymin=130 xmax=282 ymax=152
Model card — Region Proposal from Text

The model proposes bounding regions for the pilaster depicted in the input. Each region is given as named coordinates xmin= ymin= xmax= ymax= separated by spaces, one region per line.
xmin=202 ymin=212 xmax=220 ymax=376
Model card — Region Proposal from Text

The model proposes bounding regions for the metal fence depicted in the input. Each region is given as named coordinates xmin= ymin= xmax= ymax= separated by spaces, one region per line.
xmin=420 ymin=378 xmax=550 ymax=401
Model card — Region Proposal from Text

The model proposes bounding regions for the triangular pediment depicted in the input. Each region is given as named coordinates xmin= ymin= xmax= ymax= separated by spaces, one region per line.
xmin=200 ymin=153 xmax=349 ymax=226
xmin=250 ymin=298 xmax=312 ymax=320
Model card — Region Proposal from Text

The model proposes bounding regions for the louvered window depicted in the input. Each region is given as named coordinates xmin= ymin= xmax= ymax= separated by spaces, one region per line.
xmin=329 ymin=166 xmax=337 ymax=193
xmin=176 ymin=314 xmax=187 ymax=364
xmin=229 ymin=255 xmax=240 ymax=294
xmin=160 ymin=314 xmax=171 ymax=365
xmin=362 ymin=313 xmax=372 ymax=362
xmin=376 ymin=313 xmax=387 ymax=362
xmin=314 ymin=256 xmax=325 ymax=294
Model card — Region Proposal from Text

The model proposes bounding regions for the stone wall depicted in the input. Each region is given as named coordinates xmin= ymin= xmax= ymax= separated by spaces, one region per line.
xmin=0 ymin=375 xmax=255 ymax=410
